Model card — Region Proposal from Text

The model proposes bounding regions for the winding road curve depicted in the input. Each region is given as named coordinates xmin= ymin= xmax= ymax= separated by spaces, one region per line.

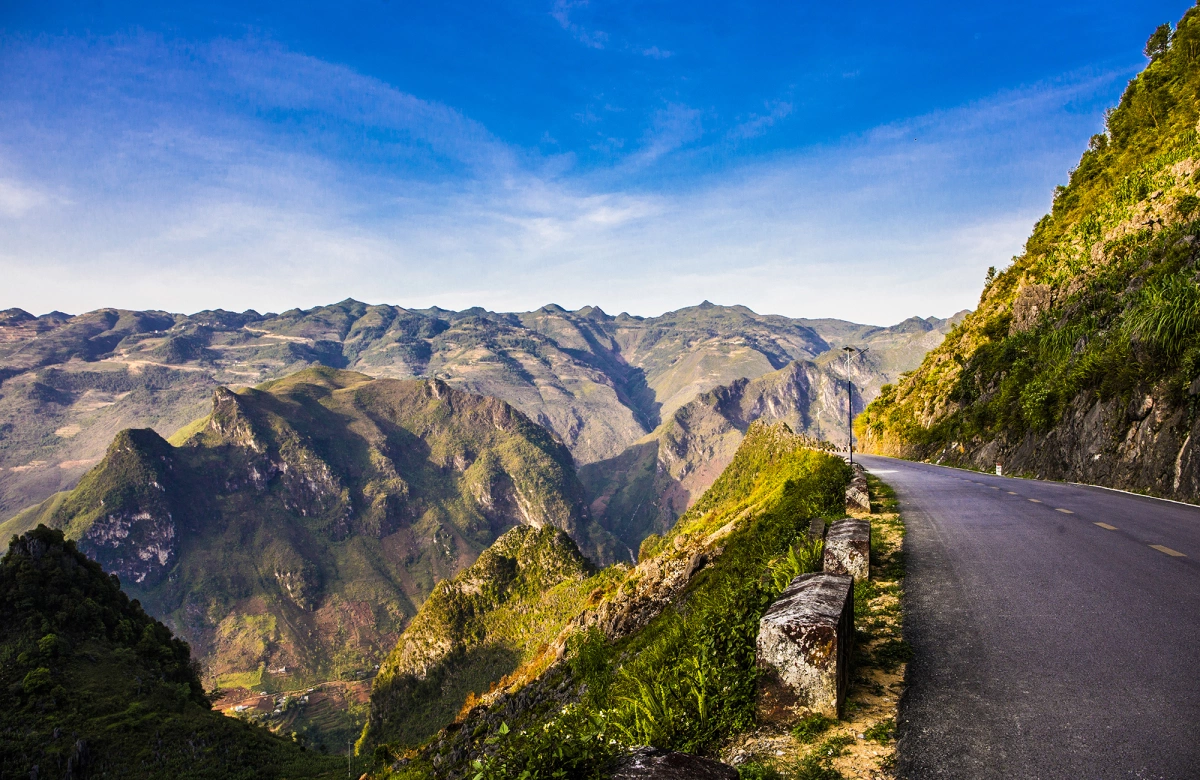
xmin=856 ymin=455 xmax=1200 ymax=780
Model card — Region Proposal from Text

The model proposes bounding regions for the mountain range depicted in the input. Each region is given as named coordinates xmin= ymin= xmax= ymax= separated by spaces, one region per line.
xmin=1 ymin=367 xmax=603 ymax=696
xmin=0 ymin=301 xmax=964 ymax=532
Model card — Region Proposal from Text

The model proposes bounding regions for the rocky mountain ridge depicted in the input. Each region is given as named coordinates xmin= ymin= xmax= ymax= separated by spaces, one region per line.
xmin=0 ymin=367 xmax=601 ymax=693
xmin=0 ymin=301 xmax=964 ymax=520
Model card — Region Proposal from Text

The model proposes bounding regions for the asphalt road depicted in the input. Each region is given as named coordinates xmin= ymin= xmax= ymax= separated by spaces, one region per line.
xmin=856 ymin=455 xmax=1200 ymax=780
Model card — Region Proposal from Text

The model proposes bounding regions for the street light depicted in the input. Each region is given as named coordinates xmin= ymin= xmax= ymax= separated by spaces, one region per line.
xmin=841 ymin=346 xmax=869 ymax=464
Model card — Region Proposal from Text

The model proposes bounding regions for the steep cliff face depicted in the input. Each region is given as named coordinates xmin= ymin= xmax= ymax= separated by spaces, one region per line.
xmin=48 ymin=428 xmax=182 ymax=585
xmin=858 ymin=8 xmax=1200 ymax=501
xmin=363 ymin=526 xmax=599 ymax=748
xmin=2 ymin=367 xmax=601 ymax=691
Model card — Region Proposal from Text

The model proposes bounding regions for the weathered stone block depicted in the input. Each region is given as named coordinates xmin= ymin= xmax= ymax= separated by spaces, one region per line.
xmin=824 ymin=519 xmax=870 ymax=581
xmin=845 ymin=463 xmax=871 ymax=513
xmin=609 ymin=747 xmax=738 ymax=779
xmin=756 ymin=573 xmax=854 ymax=718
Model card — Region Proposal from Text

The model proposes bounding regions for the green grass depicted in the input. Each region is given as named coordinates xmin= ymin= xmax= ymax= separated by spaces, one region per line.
xmin=791 ymin=713 xmax=836 ymax=743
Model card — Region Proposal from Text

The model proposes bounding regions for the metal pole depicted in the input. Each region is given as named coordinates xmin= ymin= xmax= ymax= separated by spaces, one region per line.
xmin=843 ymin=346 xmax=854 ymax=465
xmin=841 ymin=346 xmax=868 ymax=465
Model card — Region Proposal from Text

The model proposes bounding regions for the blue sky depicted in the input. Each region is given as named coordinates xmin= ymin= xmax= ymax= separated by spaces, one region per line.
xmin=0 ymin=1 xmax=1192 ymax=324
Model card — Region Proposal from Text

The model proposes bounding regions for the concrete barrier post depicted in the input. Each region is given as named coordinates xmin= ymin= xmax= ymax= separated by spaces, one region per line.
xmin=756 ymin=572 xmax=854 ymax=718
xmin=846 ymin=463 xmax=871 ymax=513
xmin=824 ymin=519 xmax=870 ymax=581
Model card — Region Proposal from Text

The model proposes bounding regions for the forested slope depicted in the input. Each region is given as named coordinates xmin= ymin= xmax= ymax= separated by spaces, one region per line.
xmin=0 ymin=526 xmax=341 ymax=778
xmin=860 ymin=8 xmax=1200 ymax=500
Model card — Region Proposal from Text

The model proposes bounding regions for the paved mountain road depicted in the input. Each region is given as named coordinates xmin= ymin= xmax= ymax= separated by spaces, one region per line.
xmin=856 ymin=455 xmax=1200 ymax=779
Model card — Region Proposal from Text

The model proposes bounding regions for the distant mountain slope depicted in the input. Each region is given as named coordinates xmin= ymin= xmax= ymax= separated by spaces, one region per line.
xmin=0 ymin=525 xmax=341 ymax=778
xmin=579 ymin=314 xmax=966 ymax=553
xmin=363 ymin=525 xmax=612 ymax=749
xmin=360 ymin=422 xmax=851 ymax=778
xmin=859 ymin=8 xmax=1200 ymax=501
xmin=1 ymin=368 xmax=603 ymax=693
xmin=0 ymin=302 xmax=962 ymax=519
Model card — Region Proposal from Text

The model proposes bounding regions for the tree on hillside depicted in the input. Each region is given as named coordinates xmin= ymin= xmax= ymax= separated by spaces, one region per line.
xmin=1146 ymin=23 xmax=1172 ymax=61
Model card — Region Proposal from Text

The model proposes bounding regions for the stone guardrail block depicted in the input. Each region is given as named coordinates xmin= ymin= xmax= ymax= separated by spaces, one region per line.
xmin=824 ymin=518 xmax=870 ymax=581
xmin=846 ymin=462 xmax=871 ymax=513
xmin=610 ymin=747 xmax=738 ymax=779
xmin=756 ymin=572 xmax=854 ymax=719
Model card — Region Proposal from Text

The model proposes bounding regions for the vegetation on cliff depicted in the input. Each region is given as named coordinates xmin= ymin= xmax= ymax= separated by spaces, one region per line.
xmin=365 ymin=422 xmax=852 ymax=779
xmin=362 ymin=526 xmax=621 ymax=750
xmin=0 ymin=525 xmax=340 ymax=778
xmin=859 ymin=7 xmax=1200 ymax=493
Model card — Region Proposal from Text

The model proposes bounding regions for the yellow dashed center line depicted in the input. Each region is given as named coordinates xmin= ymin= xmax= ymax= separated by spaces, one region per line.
xmin=1028 ymin=499 xmax=1042 ymax=503
xmin=1095 ymin=522 xmax=1118 ymax=530
xmin=1055 ymin=508 xmax=1073 ymax=514
xmin=1150 ymin=544 xmax=1187 ymax=557
xmin=1007 ymin=491 xmax=1018 ymax=495
xmin=990 ymin=486 xmax=1000 ymax=490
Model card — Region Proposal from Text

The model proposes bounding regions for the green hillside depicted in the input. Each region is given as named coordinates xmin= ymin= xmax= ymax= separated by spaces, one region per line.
xmin=1 ymin=368 xmax=603 ymax=714
xmin=859 ymin=8 xmax=1200 ymax=499
xmin=362 ymin=526 xmax=622 ymax=750
xmin=0 ymin=525 xmax=341 ymax=778
xmin=363 ymin=422 xmax=853 ymax=779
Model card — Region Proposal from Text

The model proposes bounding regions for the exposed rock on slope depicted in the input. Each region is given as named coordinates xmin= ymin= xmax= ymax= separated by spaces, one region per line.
xmin=1 ymin=367 xmax=603 ymax=690
xmin=859 ymin=8 xmax=1200 ymax=502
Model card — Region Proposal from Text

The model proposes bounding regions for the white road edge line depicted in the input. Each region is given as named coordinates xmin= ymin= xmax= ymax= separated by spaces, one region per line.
xmin=861 ymin=457 xmax=1200 ymax=511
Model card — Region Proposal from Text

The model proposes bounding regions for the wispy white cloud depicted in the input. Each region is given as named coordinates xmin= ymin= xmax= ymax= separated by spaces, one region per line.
xmin=625 ymin=103 xmax=703 ymax=167
xmin=551 ymin=0 xmax=609 ymax=50
xmin=0 ymin=35 xmax=1126 ymax=325
xmin=728 ymin=100 xmax=794 ymax=141
xmin=0 ymin=177 xmax=49 ymax=217
xmin=641 ymin=46 xmax=672 ymax=59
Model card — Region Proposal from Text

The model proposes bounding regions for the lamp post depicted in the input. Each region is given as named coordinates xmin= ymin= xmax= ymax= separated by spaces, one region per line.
xmin=841 ymin=346 xmax=869 ymax=464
